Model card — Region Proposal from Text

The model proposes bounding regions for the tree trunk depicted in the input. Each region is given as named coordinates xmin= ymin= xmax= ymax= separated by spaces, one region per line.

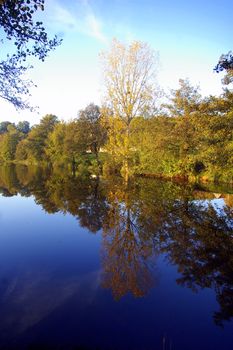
xmin=124 ymin=125 xmax=130 ymax=184
xmin=71 ymin=156 xmax=76 ymax=177
xmin=124 ymin=158 xmax=129 ymax=184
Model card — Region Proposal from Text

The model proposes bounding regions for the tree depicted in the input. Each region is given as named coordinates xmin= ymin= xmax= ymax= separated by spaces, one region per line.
xmin=165 ymin=78 xmax=201 ymax=117
xmin=130 ymin=115 xmax=178 ymax=176
xmin=45 ymin=122 xmax=66 ymax=164
xmin=63 ymin=120 xmax=87 ymax=173
xmin=0 ymin=124 xmax=23 ymax=161
xmin=215 ymin=51 xmax=233 ymax=73
xmin=101 ymin=39 xmax=159 ymax=181
xmin=215 ymin=51 xmax=233 ymax=85
xmin=0 ymin=121 xmax=13 ymax=134
xmin=0 ymin=0 xmax=61 ymax=109
xmin=15 ymin=139 xmax=29 ymax=161
xmin=17 ymin=121 xmax=30 ymax=134
xmin=164 ymin=79 xmax=202 ymax=174
xmin=25 ymin=114 xmax=58 ymax=161
xmin=78 ymin=103 xmax=107 ymax=166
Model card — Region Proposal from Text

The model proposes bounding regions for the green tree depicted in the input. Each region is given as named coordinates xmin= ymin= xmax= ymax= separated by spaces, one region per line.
xmin=193 ymin=91 xmax=233 ymax=182
xmin=165 ymin=79 xmax=202 ymax=175
xmin=63 ymin=120 xmax=87 ymax=173
xmin=0 ymin=124 xmax=22 ymax=161
xmin=0 ymin=121 xmax=14 ymax=134
xmin=130 ymin=115 xmax=178 ymax=176
xmin=78 ymin=103 xmax=107 ymax=166
xmin=165 ymin=78 xmax=201 ymax=117
xmin=25 ymin=114 xmax=58 ymax=162
xmin=45 ymin=122 xmax=66 ymax=164
xmin=17 ymin=121 xmax=30 ymax=134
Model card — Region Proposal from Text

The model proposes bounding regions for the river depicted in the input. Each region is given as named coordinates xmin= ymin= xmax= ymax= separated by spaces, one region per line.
xmin=0 ymin=165 xmax=232 ymax=350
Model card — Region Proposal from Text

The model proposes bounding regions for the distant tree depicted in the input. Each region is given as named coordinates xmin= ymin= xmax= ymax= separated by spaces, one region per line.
xmin=0 ymin=121 xmax=14 ymax=134
xmin=0 ymin=124 xmax=22 ymax=161
xmin=101 ymin=39 xmax=159 ymax=181
xmin=164 ymin=79 xmax=202 ymax=173
xmin=17 ymin=121 xmax=30 ymax=134
xmin=15 ymin=139 xmax=29 ymax=161
xmin=78 ymin=103 xmax=107 ymax=165
xmin=26 ymin=114 xmax=58 ymax=161
xmin=45 ymin=122 xmax=66 ymax=164
xmin=0 ymin=0 xmax=61 ymax=109
xmin=64 ymin=120 xmax=87 ymax=173
xmin=165 ymin=78 xmax=201 ymax=117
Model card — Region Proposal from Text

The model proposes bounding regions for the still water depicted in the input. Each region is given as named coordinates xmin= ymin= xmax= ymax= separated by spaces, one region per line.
xmin=0 ymin=165 xmax=233 ymax=350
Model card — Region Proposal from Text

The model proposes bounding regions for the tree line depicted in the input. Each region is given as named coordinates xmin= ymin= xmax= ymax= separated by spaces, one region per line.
xmin=0 ymin=81 xmax=232 ymax=184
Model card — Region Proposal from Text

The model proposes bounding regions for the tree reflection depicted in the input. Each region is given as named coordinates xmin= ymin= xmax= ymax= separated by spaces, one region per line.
xmin=101 ymin=181 xmax=156 ymax=299
xmin=42 ymin=168 xmax=107 ymax=233
xmin=0 ymin=165 xmax=108 ymax=231
xmin=0 ymin=166 xmax=232 ymax=325
xmin=0 ymin=165 xmax=21 ymax=196
xmin=157 ymin=197 xmax=233 ymax=326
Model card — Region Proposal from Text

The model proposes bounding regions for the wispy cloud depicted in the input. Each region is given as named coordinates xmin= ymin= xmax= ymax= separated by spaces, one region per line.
xmin=49 ymin=0 xmax=107 ymax=43
xmin=85 ymin=12 xmax=106 ymax=42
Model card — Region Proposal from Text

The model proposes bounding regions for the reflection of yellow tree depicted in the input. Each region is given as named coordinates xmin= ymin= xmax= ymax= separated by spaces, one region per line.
xmin=0 ymin=165 xmax=19 ymax=196
xmin=101 ymin=184 xmax=155 ymax=299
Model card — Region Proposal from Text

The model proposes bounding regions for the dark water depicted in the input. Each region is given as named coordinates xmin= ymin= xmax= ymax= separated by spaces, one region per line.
xmin=0 ymin=165 xmax=233 ymax=350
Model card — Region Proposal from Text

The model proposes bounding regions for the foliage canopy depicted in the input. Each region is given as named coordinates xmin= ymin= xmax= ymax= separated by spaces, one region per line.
xmin=0 ymin=0 xmax=61 ymax=110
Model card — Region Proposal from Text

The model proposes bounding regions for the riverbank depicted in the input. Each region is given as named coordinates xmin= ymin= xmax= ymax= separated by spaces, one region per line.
xmin=135 ymin=172 xmax=233 ymax=190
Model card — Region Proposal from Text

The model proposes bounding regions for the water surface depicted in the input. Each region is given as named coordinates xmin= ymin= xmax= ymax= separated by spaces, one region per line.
xmin=0 ymin=165 xmax=233 ymax=350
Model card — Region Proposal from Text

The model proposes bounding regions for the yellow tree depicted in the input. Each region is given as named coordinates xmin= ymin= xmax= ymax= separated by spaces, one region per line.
xmin=101 ymin=39 xmax=159 ymax=181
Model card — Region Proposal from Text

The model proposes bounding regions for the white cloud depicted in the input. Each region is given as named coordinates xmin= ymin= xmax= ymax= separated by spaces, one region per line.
xmin=49 ymin=0 xmax=107 ymax=43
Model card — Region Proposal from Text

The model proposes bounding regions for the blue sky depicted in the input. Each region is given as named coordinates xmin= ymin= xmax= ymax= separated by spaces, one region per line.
xmin=0 ymin=0 xmax=232 ymax=124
